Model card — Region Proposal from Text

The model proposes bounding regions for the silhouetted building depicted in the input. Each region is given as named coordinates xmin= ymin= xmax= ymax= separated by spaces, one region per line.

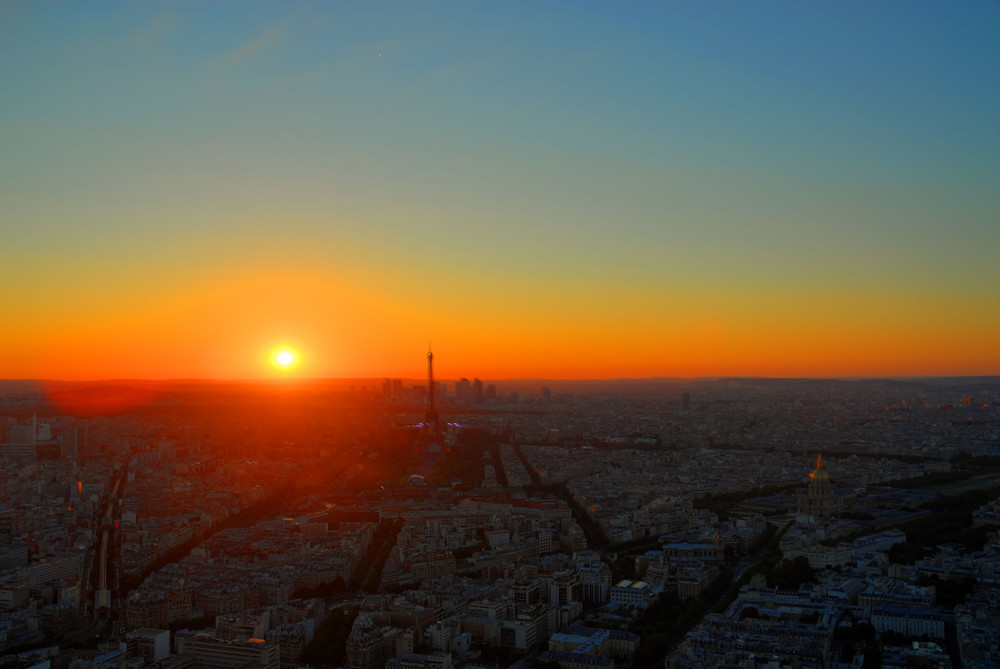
xmin=74 ymin=422 xmax=102 ymax=462
xmin=425 ymin=350 xmax=439 ymax=431
xmin=1 ymin=419 xmax=36 ymax=458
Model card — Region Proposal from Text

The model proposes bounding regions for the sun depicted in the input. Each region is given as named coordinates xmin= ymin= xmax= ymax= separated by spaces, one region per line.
xmin=269 ymin=346 xmax=300 ymax=371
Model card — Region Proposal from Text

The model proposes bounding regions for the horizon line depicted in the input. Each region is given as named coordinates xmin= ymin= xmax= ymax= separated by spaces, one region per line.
xmin=4 ymin=374 xmax=1000 ymax=385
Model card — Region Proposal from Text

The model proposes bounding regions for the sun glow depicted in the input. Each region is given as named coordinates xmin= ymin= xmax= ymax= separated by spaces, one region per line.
xmin=270 ymin=346 xmax=300 ymax=371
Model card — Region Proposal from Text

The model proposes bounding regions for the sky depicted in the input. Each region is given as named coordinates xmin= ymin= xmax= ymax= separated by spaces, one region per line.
xmin=2 ymin=1 xmax=998 ymax=381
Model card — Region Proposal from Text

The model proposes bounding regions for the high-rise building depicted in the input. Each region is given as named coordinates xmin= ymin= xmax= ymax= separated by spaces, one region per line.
xmin=0 ymin=421 xmax=36 ymax=458
xmin=0 ymin=513 xmax=29 ymax=572
xmin=74 ymin=422 xmax=102 ymax=462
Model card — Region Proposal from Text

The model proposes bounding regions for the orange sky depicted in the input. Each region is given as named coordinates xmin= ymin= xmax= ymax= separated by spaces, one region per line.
xmin=3 ymin=3 xmax=999 ymax=381
xmin=5 ymin=263 xmax=998 ymax=381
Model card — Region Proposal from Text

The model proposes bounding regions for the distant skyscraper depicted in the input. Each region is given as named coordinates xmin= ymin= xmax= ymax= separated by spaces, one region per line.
xmin=456 ymin=378 xmax=472 ymax=401
xmin=74 ymin=421 xmax=102 ymax=463
xmin=5 ymin=424 xmax=34 ymax=444
xmin=681 ymin=392 xmax=691 ymax=411
xmin=473 ymin=378 xmax=484 ymax=404
xmin=1 ymin=421 xmax=36 ymax=458
xmin=425 ymin=349 xmax=439 ymax=431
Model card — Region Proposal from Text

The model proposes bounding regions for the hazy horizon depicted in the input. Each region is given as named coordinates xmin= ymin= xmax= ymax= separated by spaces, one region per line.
xmin=4 ymin=374 xmax=1000 ymax=387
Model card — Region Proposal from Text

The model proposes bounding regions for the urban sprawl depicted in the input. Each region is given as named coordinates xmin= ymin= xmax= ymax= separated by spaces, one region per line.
xmin=1 ymin=376 xmax=999 ymax=669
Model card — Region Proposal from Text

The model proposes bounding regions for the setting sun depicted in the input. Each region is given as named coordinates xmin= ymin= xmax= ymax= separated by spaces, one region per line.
xmin=270 ymin=347 xmax=300 ymax=371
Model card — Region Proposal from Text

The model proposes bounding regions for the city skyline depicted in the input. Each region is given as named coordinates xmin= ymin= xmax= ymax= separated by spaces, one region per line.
xmin=3 ymin=2 xmax=998 ymax=381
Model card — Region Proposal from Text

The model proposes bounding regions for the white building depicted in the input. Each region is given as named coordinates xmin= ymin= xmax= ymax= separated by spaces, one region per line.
xmin=610 ymin=580 xmax=659 ymax=608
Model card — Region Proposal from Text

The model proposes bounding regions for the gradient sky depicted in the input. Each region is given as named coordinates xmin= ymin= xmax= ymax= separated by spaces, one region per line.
xmin=2 ymin=1 xmax=998 ymax=381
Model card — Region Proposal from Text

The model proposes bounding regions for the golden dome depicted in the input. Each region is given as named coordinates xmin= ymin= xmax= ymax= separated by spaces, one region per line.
xmin=809 ymin=454 xmax=829 ymax=481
